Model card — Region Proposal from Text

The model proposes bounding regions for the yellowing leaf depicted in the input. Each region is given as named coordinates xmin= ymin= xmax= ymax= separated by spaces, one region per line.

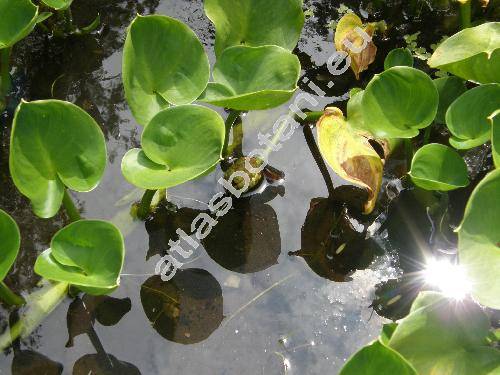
xmin=317 ymin=108 xmax=383 ymax=214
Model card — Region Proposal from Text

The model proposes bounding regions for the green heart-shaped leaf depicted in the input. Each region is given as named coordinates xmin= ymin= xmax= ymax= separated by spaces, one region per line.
xmin=122 ymin=15 xmax=210 ymax=126
xmin=409 ymin=143 xmax=469 ymax=191
xmin=433 ymin=76 xmax=467 ymax=124
xmin=458 ymin=169 xmax=500 ymax=309
xmin=428 ymin=22 xmax=500 ymax=84
xmin=34 ymin=220 xmax=125 ymax=295
xmin=384 ymin=48 xmax=414 ymax=70
xmin=199 ymin=45 xmax=300 ymax=110
xmin=0 ymin=0 xmax=39 ymax=48
xmin=9 ymin=100 xmax=106 ymax=219
xmin=0 ymin=210 xmax=20 ymax=281
xmin=339 ymin=340 xmax=417 ymax=375
xmin=41 ymin=0 xmax=72 ymax=10
xmin=204 ymin=0 xmax=304 ymax=57
xmin=121 ymin=105 xmax=225 ymax=190
xmin=446 ymin=84 xmax=500 ymax=149
xmin=361 ymin=67 xmax=438 ymax=138
xmin=490 ymin=110 xmax=500 ymax=169
xmin=389 ymin=292 xmax=500 ymax=375
xmin=317 ymin=108 xmax=383 ymax=214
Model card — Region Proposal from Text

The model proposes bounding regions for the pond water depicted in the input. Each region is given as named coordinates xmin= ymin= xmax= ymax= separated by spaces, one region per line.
xmin=0 ymin=0 xmax=492 ymax=374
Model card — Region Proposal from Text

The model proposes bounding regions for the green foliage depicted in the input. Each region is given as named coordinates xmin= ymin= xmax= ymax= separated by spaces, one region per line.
xmin=121 ymin=105 xmax=225 ymax=190
xmin=0 ymin=210 xmax=20 ymax=281
xmin=198 ymin=45 xmax=300 ymax=110
xmin=34 ymin=220 xmax=125 ymax=295
xmin=9 ymin=100 xmax=106 ymax=218
xmin=428 ymin=22 xmax=500 ymax=84
xmin=458 ymin=169 xmax=500 ymax=309
xmin=446 ymin=84 xmax=500 ymax=149
xmin=0 ymin=0 xmax=39 ymax=49
xmin=41 ymin=0 xmax=72 ymax=10
xmin=433 ymin=76 xmax=466 ymax=124
xmin=384 ymin=48 xmax=414 ymax=70
xmin=340 ymin=341 xmax=417 ymax=375
xmin=122 ymin=15 xmax=210 ymax=126
xmin=204 ymin=0 xmax=304 ymax=57
xmin=361 ymin=66 xmax=438 ymax=138
xmin=490 ymin=110 xmax=500 ymax=169
xmin=409 ymin=143 xmax=469 ymax=191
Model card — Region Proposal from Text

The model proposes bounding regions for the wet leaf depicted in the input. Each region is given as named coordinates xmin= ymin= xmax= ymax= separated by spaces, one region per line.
xmin=433 ymin=76 xmax=467 ymax=124
xmin=141 ymin=270 xmax=223 ymax=344
xmin=0 ymin=210 xmax=20 ymax=281
xmin=389 ymin=292 xmax=500 ymax=375
xmin=34 ymin=220 xmax=125 ymax=295
xmin=0 ymin=0 xmax=39 ymax=49
xmin=10 ymin=100 xmax=106 ymax=218
xmin=123 ymin=15 xmax=210 ymax=125
xmin=334 ymin=13 xmax=377 ymax=79
xmin=41 ymin=0 xmax=72 ymax=10
xmin=458 ymin=169 xmax=500 ymax=309
xmin=490 ymin=110 xmax=500 ymax=169
xmin=204 ymin=0 xmax=304 ymax=57
xmin=428 ymin=22 xmax=500 ymax=84
xmin=384 ymin=48 xmax=414 ymax=70
xmin=446 ymin=84 xmax=500 ymax=149
xmin=361 ymin=67 xmax=438 ymax=138
xmin=339 ymin=340 xmax=417 ymax=375
xmin=198 ymin=45 xmax=300 ymax=110
xmin=73 ymin=354 xmax=140 ymax=375
xmin=121 ymin=105 xmax=225 ymax=190
xmin=12 ymin=350 xmax=63 ymax=375
xmin=317 ymin=108 xmax=383 ymax=214
xmin=409 ymin=143 xmax=469 ymax=191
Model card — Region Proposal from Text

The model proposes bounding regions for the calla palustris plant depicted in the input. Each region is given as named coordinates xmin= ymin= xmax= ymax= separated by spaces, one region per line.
xmin=121 ymin=105 xmax=225 ymax=190
xmin=34 ymin=220 xmax=125 ymax=295
xmin=409 ymin=143 xmax=469 ymax=191
xmin=490 ymin=110 xmax=500 ymax=169
xmin=122 ymin=14 xmax=210 ymax=126
xmin=428 ymin=22 xmax=500 ymax=84
xmin=204 ymin=0 xmax=304 ymax=58
xmin=458 ymin=169 xmax=500 ymax=309
xmin=9 ymin=100 xmax=106 ymax=218
xmin=198 ymin=45 xmax=301 ymax=110
xmin=433 ymin=76 xmax=467 ymax=125
xmin=445 ymin=83 xmax=500 ymax=149
xmin=41 ymin=0 xmax=73 ymax=10
xmin=384 ymin=48 xmax=413 ymax=70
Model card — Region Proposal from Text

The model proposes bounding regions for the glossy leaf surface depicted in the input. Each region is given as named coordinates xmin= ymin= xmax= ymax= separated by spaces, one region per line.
xmin=491 ymin=110 xmax=500 ymax=169
xmin=199 ymin=45 xmax=300 ymax=110
xmin=0 ymin=0 xmax=38 ymax=49
xmin=41 ymin=0 xmax=72 ymax=10
xmin=34 ymin=220 xmax=125 ymax=295
xmin=409 ymin=143 xmax=469 ymax=191
xmin=0 ymin=210 xmax=20 ymax=281
xmin=123 ymin=15 xmax=210 ymax=125
xmin=384 ymin=48 xmax=413 ymax=70
xmin=433 ymin=76 xmax=466 ymax=124
xmin=204 ymin=0 xmax=304 ymax=57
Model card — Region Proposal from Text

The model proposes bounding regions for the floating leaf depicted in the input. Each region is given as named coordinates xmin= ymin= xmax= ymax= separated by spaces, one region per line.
xmin=334 ymin=13 xmax=377 ymax=79
xmin=122 ymin=15 xmax=210 ymax=125
xmin=0 ymin=210 xmax=20 ymax=281
xmin=428 ymin=22 xmax=500 ymax=84
xmin=339 ymin=340 xmax=417 ymax=375
xmin=384 ymin=48 xmax=414 ymax=70
xmin=10 ymin=100 xmax=106 ymax=218
xmin=433 ymin=76 xmax=467 ymax=124
xmin=389 ymin=292 xmax=500 ymax=375
xmin=121 ymin=105 xmax=225 ymax=190
xmin=458 ymin=169 xmax=500 ymax=309
xmin=34 ymin=220 xmax=125 ymax=295
xmin=361 ymin=66 xmax=438 ymax=138
xmin=490 ymin=110 xmax=500 ymax=169
xmin=0 ymin=0 xmax=39 ymax=49
xmin=409 ymin=143 xmax=469 ymax=191
xmin=41 ymin=0 xmax=72 ymax=10
xmin=446 ymin=84 xmax=500 ymax=149
xmin=198 ymin=45 xmax=300 ymax=110
xmin=204 ymin=0 xmax=304 ymax=57
xmin=317 ymin=108 xmax=383 ymax=214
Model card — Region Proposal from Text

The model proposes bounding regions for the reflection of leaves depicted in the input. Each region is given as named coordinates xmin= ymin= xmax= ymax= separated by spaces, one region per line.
xmin=140 ymin=269 xmax=223 ymax=345
xmin=12 ymin=350 xmax=63 ymax=375
xmin=290 ymin=198 xmax=381 ymax=282
xmin=73 ymin=353 xmax=140 ymax=375
xmin=371 ymin=277 xmax=423 ymax=321
xmin=66 ymin=295 xmax=131 ymax=347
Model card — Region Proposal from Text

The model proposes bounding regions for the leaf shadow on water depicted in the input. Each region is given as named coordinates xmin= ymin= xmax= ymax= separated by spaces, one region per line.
xmin=140 ymin=269 xmax=223 ymax=345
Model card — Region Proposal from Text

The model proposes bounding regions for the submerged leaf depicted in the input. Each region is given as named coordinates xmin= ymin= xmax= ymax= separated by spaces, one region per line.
xmin=9 ymin=100 xmax=106 ymax=218
xmin=0 ymin=0 xmax=39 ymax=49
xmin=204 ymin=0 xmax=304 ymax=57
xmin=317 ymin=108 xmax=383 ymax=214
xmin=0 ymin=210 xmax=20 ymax=281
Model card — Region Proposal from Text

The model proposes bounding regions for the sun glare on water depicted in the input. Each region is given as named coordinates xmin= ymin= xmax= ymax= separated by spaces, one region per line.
xmin=423 ymin=258 xmax=471 ymax=301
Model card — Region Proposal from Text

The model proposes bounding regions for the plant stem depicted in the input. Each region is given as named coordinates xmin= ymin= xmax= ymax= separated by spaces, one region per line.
xmin=458 ymin=0 xmax=471 ymax=29
xmin=137 ymin=189 xmax=157 ymax=220
xmin=404 ymin=138 xmax=414 ymax=172
xmin=0 ymin=47 xmax=12 ymax=112
xmin=422 ymin=126 xmax=432 ymax=145
xmin=222 ymin=110 xmax=241 ymax=158
xmin=294 ymin=111 xmax=325 ymax=125
xmin=0 ymin=281 xmax=25 ymax=307
xmin=63 ymin=189 xmax=82 ymax=222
